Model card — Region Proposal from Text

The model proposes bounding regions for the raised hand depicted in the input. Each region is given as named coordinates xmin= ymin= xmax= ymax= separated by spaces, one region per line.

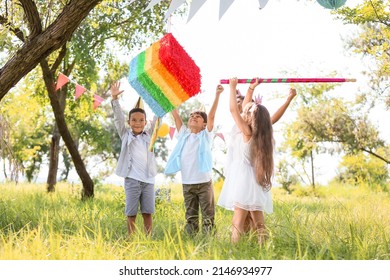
xmin=111 ymin=81 xmax=124 ymax=100
xmin=216 ymin=84 xmax=224 ymax=95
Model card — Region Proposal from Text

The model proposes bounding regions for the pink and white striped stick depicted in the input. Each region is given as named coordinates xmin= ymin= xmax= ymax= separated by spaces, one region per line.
xmin=220 ymin=78 xmax=356 ymax=84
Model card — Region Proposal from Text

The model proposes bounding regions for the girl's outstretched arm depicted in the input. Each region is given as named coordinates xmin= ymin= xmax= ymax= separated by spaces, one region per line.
xmin=229 ymin=77 xmax=252 ymax=138
xmin=271 ymin=88 xmax=297 ymax=124
xmin=242 ymin=77 xmax=260 ymax=109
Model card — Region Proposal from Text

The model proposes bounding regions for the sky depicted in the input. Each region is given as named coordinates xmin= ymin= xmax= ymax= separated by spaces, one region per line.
xmin=106 ymin=0 xmax=381 ymax=186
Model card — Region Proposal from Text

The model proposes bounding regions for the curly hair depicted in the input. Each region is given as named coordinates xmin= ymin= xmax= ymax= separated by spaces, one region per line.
xmin=242 ymin=102 xmax=274 ymax=191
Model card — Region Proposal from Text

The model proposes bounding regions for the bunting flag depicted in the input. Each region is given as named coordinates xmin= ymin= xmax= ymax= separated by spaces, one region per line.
xmin=219 ymin=0 xmax=235 ymax=20
xmin=140 ymin=0 xmax=272 ymax=22
xmin=54 ymin=72 xmax=105 ymax=110
xmin=93 ymin=95 xmax=104 ymax=110
xmin=143 ymin=0 xmax=163 ymax=12
xmin=164 ymin=0 xmax=186 ymax=20
xmin=169 ymin=126 xmax=176 ymax=140
xmin=75 ymin=84 xmax=86 ymax=100
xmin=187 ymin=0 xmax=208 ymax=22
xmin=258 ymin=0 xmax=269 ymax=9
xmin=215 ymin=132 xmax=225 ymax=142
xmin=55 ymin=72 xmax=70 ymax=91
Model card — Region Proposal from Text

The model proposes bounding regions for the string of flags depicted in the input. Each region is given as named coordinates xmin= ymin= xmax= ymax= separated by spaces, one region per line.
xmin=55 ymin=72 xmax=226 ymax=142
xmin=55 ymin=72 xmax=105 ymax=110
xmin=140 ymin=0 xmax=346 ymax=23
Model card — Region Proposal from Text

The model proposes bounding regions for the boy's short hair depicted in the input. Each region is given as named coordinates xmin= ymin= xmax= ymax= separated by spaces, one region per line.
xmin=191 ymin=111 xmax=207 ymax=123
xmin=129 ymin=108 xmax=146 ymax=119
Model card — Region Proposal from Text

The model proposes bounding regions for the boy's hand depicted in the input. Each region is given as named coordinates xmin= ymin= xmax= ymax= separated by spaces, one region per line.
xmin=216 ymin=84 xmax=224 ymax=95
xmin=111 ymin=81 xmax=124 ymax=100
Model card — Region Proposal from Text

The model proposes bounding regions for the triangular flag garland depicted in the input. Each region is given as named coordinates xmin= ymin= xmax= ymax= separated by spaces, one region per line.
xmin=141 ymin=0 xmax=272 ymax=22
xmin=55 ymin=73 xmax=70 ymax=91
xmin=93 ymin=94 xmax=104 ymax=110
xmin=169 ymin=126 xmax=176 ymax=140
xmin=215 ymin=132 xmax=225 ymax=142
xmin=55 ymin=72 xmax=105 ymax=109
xmin=75 ymin=84 xmax=86 ymax=100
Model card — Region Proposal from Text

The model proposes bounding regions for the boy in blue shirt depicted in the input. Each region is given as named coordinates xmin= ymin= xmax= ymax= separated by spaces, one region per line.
xmin=165 ymin=85 xmax=224 ymax=235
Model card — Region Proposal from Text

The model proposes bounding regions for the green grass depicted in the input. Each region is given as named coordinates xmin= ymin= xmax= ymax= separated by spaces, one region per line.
xmin=0 ymin=181 xmax=389 ymax=260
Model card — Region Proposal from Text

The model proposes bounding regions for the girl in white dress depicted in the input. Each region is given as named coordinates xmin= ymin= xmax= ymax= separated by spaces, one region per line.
xmin=218 ymin=77 xmax=275 ymax=244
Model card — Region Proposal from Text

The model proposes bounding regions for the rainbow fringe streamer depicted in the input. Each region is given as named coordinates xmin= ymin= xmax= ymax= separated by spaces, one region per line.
xmin=129 ymin=33 xmax=201 ymax=118
xmin=149 ymin=117 xmax=161 ymax=152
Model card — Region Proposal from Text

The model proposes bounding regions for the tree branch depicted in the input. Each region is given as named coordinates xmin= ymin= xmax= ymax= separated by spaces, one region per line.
xmin=0 ymin=0 xmax=103 ymax=101
xmin=19 ymin=0 xmax=42 ymax=38
xmin=51 ymin=43 xmax=67 ymax=73
xmin=361 ymin=148 xmax=390 ymax=164
xmin=0 ymin=14 xmax=25 ymax=41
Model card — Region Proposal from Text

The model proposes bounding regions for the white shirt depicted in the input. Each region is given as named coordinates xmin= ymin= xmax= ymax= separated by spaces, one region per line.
xmin=180 ymin=131 xmax=212 ymax=184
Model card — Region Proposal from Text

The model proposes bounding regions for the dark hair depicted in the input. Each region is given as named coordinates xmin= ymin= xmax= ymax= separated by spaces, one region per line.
xmin=250 ymin=104 xmax=274 ymax=191
xmin=129 ymin=108 xmax=146 ymax=119
xmin=191 ymin=111 xmax=207 ymax=123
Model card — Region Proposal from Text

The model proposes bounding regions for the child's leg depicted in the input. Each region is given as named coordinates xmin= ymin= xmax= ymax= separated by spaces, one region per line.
xmin=243 ymin=214 xmax=255 ymax=233
xmin=183 ymin=184 xmax=200 ymax=234
xmin=127 ymin=216 xmax=137 ymax=235
xmin=124 ymin=178 xmax=142 ymax=236
xmin=249 ymin=211 xmax=266 ymax=244
xmin=139 ymin=182 xmax=155 ymax=236
xmin=231 ymin=207 xmax=249 ymax=243
xmin=198 ymin=180 xmax=215 ymax=234
xmin=142 ymin=213 xmax=152 ymax=235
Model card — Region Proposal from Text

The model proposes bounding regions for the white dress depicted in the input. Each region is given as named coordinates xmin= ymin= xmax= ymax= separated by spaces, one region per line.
xmin=217 ymin=125 xmax=273 ymax=213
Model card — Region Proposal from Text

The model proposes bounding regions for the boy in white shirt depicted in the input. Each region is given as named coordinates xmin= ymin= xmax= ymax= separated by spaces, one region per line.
xmin=111 ymin=81 xmax=157 ymax=236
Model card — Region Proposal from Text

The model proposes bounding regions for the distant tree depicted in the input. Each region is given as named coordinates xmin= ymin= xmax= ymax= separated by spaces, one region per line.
xmin=336 ymin=151 xmax=389 ymax=190
xmin=281 ymin=81 xmax=389 ymax=188
xmin=335 ymin=0 xmax=390 ymax=107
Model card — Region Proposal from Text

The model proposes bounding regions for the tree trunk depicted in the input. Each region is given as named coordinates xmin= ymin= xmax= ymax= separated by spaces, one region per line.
xmin=46 ymin=83 xmax=68 ymax=192
xmin=40 ymin=60 xmax=94 ymax=199
xmin=46 ymin=124 xmax=61 ymax=192
xmin=0 ymin=0 xmax=102 ymax=101
xmin=310 ymin=150 xmax=315 ymax=189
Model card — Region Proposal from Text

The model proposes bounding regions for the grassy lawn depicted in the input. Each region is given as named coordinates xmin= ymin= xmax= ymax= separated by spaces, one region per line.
xmin=0 ymin=181 xmax=389 ymax=260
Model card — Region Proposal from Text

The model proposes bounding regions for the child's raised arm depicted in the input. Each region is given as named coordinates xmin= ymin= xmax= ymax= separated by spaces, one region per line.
xmin=207 ymin=84 xmax=224 ymax=132
xmin=111 ymin=81 xmax=124 ymax=100
xmin=229 ymin=78 xmax=252 ymax=138
xmin=271 ymin=88 xmax=297 ymax=124
xmin=242 ymin=78 xmax=260 ymax=109
xmin=171 ymin=109 xmax=183 ymax=132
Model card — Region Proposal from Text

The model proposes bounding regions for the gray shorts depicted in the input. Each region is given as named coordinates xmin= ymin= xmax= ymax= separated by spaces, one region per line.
xmin=124 ymin=177 xmax=155 ymax=216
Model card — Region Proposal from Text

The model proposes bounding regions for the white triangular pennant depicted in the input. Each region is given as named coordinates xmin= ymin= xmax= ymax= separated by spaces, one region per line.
xmin=187 ymin=0 xmax=208 ymax=22
xmin=164 ymin=0 xmax=186 ymax=20
xmin=143 ymin=0 xmax=163 ymax=13
xmin=258 ymin=0 xmax=269 ymax=9
xmin=219 ymin=0 xmax=235 ymax=20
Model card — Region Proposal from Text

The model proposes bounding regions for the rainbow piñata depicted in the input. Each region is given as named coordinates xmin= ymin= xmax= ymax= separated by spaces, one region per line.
xmin=128 ymin=33 xmax=201 ymax=117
